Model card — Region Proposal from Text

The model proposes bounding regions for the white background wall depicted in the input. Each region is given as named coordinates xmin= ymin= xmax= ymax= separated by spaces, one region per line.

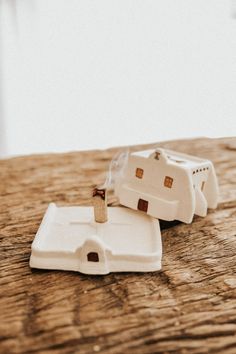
xmin=0 ymin=0 xmax=236 ymax=157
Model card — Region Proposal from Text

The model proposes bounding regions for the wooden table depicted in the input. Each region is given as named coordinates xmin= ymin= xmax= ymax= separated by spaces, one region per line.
xmin=1 ymin=137 xmax=236 ymax=354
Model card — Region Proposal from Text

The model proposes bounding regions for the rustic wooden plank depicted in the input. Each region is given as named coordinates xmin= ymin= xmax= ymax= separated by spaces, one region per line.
xmin=0 ymin=137 xmax=236 ymax=354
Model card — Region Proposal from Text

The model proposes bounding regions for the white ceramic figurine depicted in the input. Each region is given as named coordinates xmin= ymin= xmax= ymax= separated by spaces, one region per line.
xmin=30 ymin=188 xmax=162 ymax=275
xmin=115 ymin=148 xmax=218 ymax=223
xmin=30 ymin=147 xmax=218 ymax=275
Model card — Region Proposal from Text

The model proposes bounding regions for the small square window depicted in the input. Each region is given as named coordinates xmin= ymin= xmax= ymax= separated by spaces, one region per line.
xmin=136 ymin=168 xmax=144 ymax=179
xmin=137 ymin=199 xmax=149 ymax=212
xmin=164 ymin=176 xmax=173 ymax=188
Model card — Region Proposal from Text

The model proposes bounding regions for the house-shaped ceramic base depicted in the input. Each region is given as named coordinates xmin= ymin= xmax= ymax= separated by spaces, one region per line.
xmin=30 ymin=203 xmax=162 ymax=275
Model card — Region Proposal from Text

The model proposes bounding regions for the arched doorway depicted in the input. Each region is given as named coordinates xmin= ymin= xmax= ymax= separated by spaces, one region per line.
xmin=87 ymin=252 xmax=99 ymax=262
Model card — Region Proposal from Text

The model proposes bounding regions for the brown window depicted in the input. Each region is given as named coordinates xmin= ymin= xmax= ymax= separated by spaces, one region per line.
xmin=87 ymin=252 xmax=99 ymax=262
xmin=137 ymin=199 xmax=149 ymax=212
xmin=164 ymin=176 xmax=173 ymax=188
xmin=136 ymin=168 xmax=144 ymax=179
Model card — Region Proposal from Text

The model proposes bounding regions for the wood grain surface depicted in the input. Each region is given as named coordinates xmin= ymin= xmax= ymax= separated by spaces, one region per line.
xmin=0 ymin=137 xmax=236 ymax=354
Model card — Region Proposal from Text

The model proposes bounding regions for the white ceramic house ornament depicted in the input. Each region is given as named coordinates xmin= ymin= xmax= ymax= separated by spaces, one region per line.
xmin=30 ymin=188 xmax=162 ymax=275
xmin=115 ymin=148 xmax=219 ymax=223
